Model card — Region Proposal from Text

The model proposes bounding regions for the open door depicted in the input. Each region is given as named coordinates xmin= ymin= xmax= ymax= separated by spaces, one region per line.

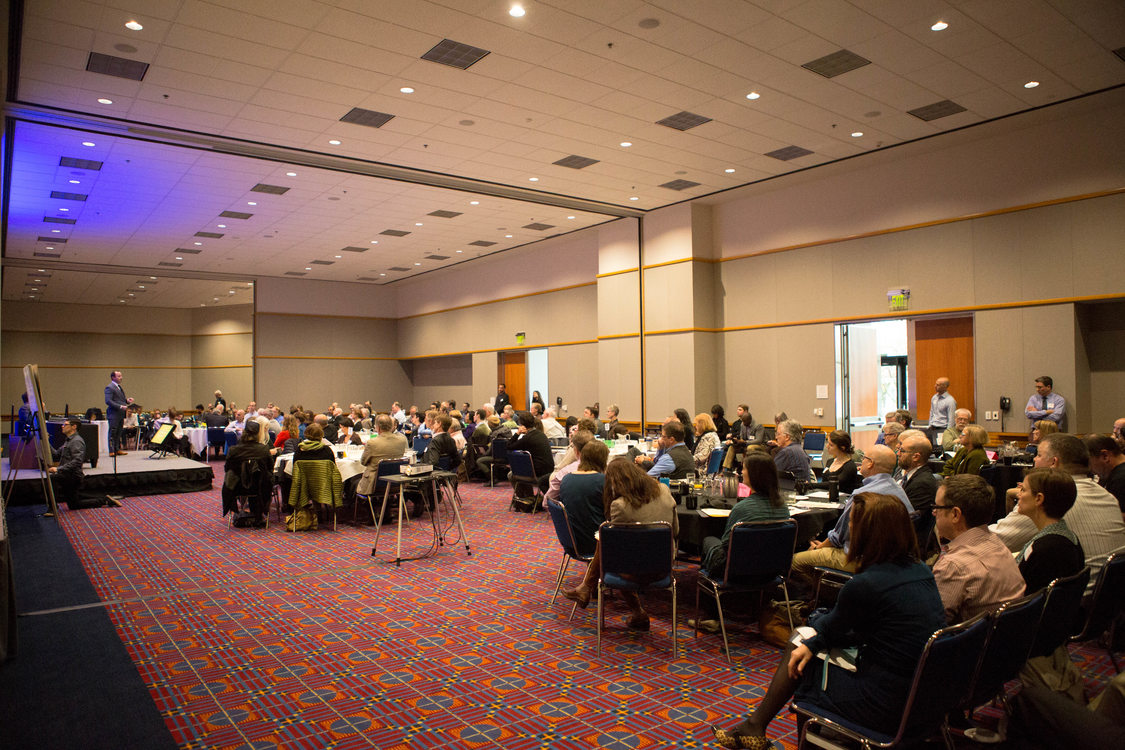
xmin=499 ymin=352 xmax=527 ymax=411
xmin=911 ymin=316 xmax=975 ymax=421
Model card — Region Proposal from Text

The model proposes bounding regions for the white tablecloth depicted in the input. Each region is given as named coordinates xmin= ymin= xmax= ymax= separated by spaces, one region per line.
xmin=183 ymin=427 xmax=209 ymax=457
xmin=93 ymin=420 xmax=109 ymax=456
xmin=276 ymin=445 xmax=369 ymax=482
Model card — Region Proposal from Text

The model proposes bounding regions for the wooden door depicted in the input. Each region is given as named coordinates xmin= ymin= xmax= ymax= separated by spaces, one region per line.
xmin=499 ymin=352 xmax=527 ymax=411
xmin=913 ymin=316 xmax=975 ymax=421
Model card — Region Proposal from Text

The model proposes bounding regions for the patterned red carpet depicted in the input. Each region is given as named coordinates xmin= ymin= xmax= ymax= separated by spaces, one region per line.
xmin=55 ymin=465 xmax=1117 ymax=750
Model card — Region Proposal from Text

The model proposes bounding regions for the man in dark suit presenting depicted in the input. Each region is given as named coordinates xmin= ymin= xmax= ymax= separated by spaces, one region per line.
xmin=105 ymin=370 xmax=133 ymax=456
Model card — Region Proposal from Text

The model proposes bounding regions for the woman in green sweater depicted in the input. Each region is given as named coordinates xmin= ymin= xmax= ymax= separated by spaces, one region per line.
xmin=941 ymin=423 xmax=990 ymax=476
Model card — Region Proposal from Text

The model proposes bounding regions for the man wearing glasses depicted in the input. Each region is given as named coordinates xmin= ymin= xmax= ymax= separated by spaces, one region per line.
xmin=931 ymin=475 xmax=1025 ymax=624
xmin=895 ymin=430 xmax=939 ymax=515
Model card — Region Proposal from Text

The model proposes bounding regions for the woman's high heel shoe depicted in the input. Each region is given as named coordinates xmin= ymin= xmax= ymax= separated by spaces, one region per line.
xmin=561 ymin=586 xmax=590 ymax=609
xmin=710 ymin=725 xmax=771 ymax=749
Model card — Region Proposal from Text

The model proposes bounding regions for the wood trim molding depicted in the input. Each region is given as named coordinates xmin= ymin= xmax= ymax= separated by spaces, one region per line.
xmin=595 ymin=267 xmax=638 ymax=279
xmin=1 ymin=328 xmax=252 ymax=337
xmin=596 ymin=332 xmax=639 ymax=341
xmin=399 ymin=282 xmax=596 ymax=320
xmin=255 ymin=311 xmax=395 ymax=322
xmin=397 ymin=338 xmax=598 ymax=360
xmin=1 ymin=364 xmax=252 ymax=370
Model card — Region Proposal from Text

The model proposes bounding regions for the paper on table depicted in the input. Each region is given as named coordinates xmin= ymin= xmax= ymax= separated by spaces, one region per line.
xmin=699 ymin=508 xmax=731 ymax=517
xmin=795 ymin=500 xmax=845 ymax=510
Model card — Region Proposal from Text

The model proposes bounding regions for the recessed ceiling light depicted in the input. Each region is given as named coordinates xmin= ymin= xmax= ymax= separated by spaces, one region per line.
xmin=193 ymin=241 xmax=202 ymax=245
xmin=1024 ymin=81 xmax=1039 ymax=89
xmin=629 ymin=196 xmax=639 ymax=201
xmin=59 ymin=207 xmax=69 ymax=211
xmin=746 ymin=92 xmax=761 ymax=100
xmin=414 ymin=262 xmax=421 ymax=265
xmin=68 ymin=179 xmax=80 ymax=184
xmin=45 ymin=246 xmax=54 ymax=250
xmin=931 ymin=21 xmax=948 ymax=31
xmin=217 ymin=224 xmax=226 ymax=228
xmin=38 ymin=269 xmax=45 ymax=272
xmin=567 ymin=215 xmax=575 ymax=219
xmin=328 ymin=139 xmax=341 ymax=145
xmin=724 ymin=168 xmax=735 ymax=173
xmin=851 ymin=131 xmax=864 ymax=137
xmin=415 ymin=222 xmax=424 ymax=226
xmin=128 ymin=293 xmax=135 ymax=297
xmin=528 ymin=177 xmax=539 ymax=181
xmin=305 ymin=267 xmax=312 ymax=271
xmin=620 ymin=141 xmax=632 ymax=147
xmin=399 ymin=86 xmax=414 ymax=94
xmin=470 ymin=200 xmax=480 ymax=205
xmin=125 ymin=20 xmax=143 ymax=31
xmin=97 ymin=98 xmax=113 ymax=104
xmin=335 ymin=254 xmax=342 ymax=258
xmin=456 ymin=250 xmax=463 ymax=253
xmin=505 ymin=234 xmax=513 ymax=238
xmin=286 ymin=171 xmax=297 ymax=176
xmin=51 ymin=229 xmax=61 ymax=233
xmin=213 ymin=297 xmax=219 ymax=301
xmin=370 ymin=240 xmax=378 ymax=244
xmin=509 ymin=4 xmax=525 ymax=17
xmin=175 ymin=256 xmax=183 ymax=260
xmin=31 ymin=287 xmax=38 ymax=291
xmin=380 ymin=273 xmax=386 ymax=276
xmin=81 ymin=141 xmax=95 ymax=147
xmin=138 ymin=285 xmax=145 ymax=289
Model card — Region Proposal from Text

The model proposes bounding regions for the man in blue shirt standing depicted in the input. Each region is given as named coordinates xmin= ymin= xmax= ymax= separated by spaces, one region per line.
xmin=1026 ymin=375 xmax=1065 ymax=429
xmin=928 ymin=377 xmax=956 ymax=447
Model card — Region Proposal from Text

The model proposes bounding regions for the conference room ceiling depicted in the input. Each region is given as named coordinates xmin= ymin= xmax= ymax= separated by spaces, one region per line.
xmin=4 ymin=0 xmax=1124 ymax=303
xmin=2 ymin=265 xmax=255 ymax=309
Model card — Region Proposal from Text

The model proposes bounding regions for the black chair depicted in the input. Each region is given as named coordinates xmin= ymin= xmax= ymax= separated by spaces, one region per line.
xmin=1030 ymin=566 xmax=1090 ymax=659
xmin=911 ymin=510 xmax=937 ymax=552
xmin=794 ymin=613 xmax=992 ymax=750
xmin=694 ymin=520 xmax=797 ymax=663
xmin=84 ymin=407 xmax=103 ymax=421
xmin=412 ymin=435 xmax=431 ymax=455
xmin=224 ymin=454 xmax=274 ymax=529
xmin=1070 ymin=551 xmax=1125 ymax=672
xmin=507 ymin=449 xmax=543 ymax=513
xmin=487 ymin=437 xmax=509 ymax=487
xmin=207 ymin=427 xmax=227 ymax=459
xmin=354 ymin=458 xmax=408 ymax=525
xmin=546 ymin=498 xmax=594 ymax=617
xmin=596 ymin=521 xmax=678 ymax=657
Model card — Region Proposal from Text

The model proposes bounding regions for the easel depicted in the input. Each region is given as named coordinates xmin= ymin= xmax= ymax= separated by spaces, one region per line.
xmin=3 ymin=365 xmax=59 ymax=518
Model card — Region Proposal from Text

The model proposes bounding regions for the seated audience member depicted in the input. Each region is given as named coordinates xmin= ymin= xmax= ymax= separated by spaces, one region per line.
xmin=563 ymin=458 xmax=678 ymax=630
xmin=702 ymin=454 xmax=790 ymax=577
xmin=1114 ymin=417 xmax=1125 ymax=450
xmin=528 ymin=402 xmax=543 ymax=418
xmin=731 ymin=404 xmax=766 ymax=446
xmin=1013 ymin=468 xmax=1085 ymax=593
xmin=895 ymin=430 xmax=939 ymax=515
xmin=602 ymin=404 xmax=620 ymax=438
xmin=49 ymin=417 xmax=120 ymax=509
xmin=155 ymin=408 xmax=191 ymax=456
xmin=222 ymin=421 xmax=273 ymax=527
xmin=557 ymin=418 xmax=598 ymax=466
xmin=1083 ymin=433 xmax=1125 ymax=514
xmin=582 ymin=405 xmax=603 ymax=437
xmin=315 ymin=413 xmax=338 ymax=444
xmin=508 ymin=412 xmax=554 ymax=498
xmin=710 ymin=494 xmax=944 ymax=749
xmin=250 ymin=414 xmax=271 ymax=447
xmin=674 ymin=408 xmax=696 ymax=453
xmin=540 ymin=407 xmax=567 ymax=440
xmin=710 ymin=404 xmax=731 ymax=441
xmin=500 ymin=405 xmax=518 ymax=429
xmin=122 ymin=405 xmax=140 ymax=446
xmin=274 ymin=414 xmax=300 ymax=453
xmin=789 ymin=445 xmax=911 ymax=588
xmin=448 ymin=411 xmax=467 ymax=450
xmin=225 ymin=409 xmax=247 ymax=435
xmin=294 ymin=423 xmax=334 ymax=461
xmin=422 ymin=411 xmax=461 ymax=472
xmin=391 ymin=402 xmax=406 ymax=426
xmin=556 ymin=440 xmax=610 ymax=558
xmin=991 ymin=433 xmax=1125 ymax=592
xmin=636 ymin=420 xmax=694 ymax=479
xmin=873 ymin=410 xmax=900 ymax=445
xmin=691 ymin=413 xmax=723 ymax=472
xmin=807 ymin=430 xmax=860 ymax=495
xmin=895 ymin=409 xmax=913 ymax=429
xmin=1009 ymin=672 xmax=1125 ymax=748
xmin=773 ymin=419 xmax=812 ymax=481
xmin=1025 ymin=419 xmax=1058 ymax=457
xmin=881 ymin=422 xmax=905 ymax=454
xmin=942 ymin=408 xmax=972 ymax=452
xmin=262 ymin=407 xmax=282 ymax=435
xmin=202 ymin=403 xmax=228 ymax=428
xmin=941 ymin=423 xmax=989 ymax=476
xmin=474 ymin=415 xmax=508 ymax=479
xmin=355 ymin=414 xmax=409 ymax=502
xmin=545 ymin=430 xmax=595 ymax=502
xmin=931 ymin=475 xmax=1025 ymax=624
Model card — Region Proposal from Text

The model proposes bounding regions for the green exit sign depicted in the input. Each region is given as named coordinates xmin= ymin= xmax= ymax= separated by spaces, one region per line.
xmin=887 ymin=288 xmax=910 ymax=312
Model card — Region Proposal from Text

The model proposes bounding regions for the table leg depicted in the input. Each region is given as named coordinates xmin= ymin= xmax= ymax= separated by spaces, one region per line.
xmin=431 ymin=478 xmax=445 ymax=547
xmin=394 ymin=485 xmax=406 ymax=566
xmin=445 ymin=478 xmax=472 ymax=557
xmin=371 ymin=483 xmax=392 ymax=555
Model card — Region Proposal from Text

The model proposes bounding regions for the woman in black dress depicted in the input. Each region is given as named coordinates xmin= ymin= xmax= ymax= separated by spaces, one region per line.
xmin=1014 ymin=467 xmax=1084 ymax=592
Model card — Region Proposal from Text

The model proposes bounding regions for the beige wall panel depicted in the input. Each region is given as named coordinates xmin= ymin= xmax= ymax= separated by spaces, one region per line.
xmin=1070 ymin=194 xmax=1125 ymax=296
xmin=642 ymin=264 xmax=694 ymax=332
xmin=1 ymin=365 xmax=193 ymax=418
xmin=893 ymin=222 xmax=975 ymax=312
xmin=396 ymin=285 xmax=596 ymax=359
xmin=255 ymin=277 xmax=397 ymax=317
xmin=597 ymin=338 xmax=641 ymax=422
xmin=255 ymin=314 xmax=397 ymax=358
xmin=970 ymin=213 xmax=1024 ymax=306
xmin=255 ymin=358 xmax=412 ymax=413
xmin=193 ymin=368 xmax=253 ymax=410
xmin=2 ymin=300 xmax=190 ymax=333
xmin=1073 ymin=315 xmax=1092 ymax=435
xmin=550 ymin=343 xmax=598 ymax=419
xmin=691 ymin=204 xmax=717 ymax=261
xmin=191 ymin=334 xmax=252 ymax=367
xmin=191 ymin=304 xmax=253 ymax=335
xmin=1079 ymin=301 xmax=1125 ymax=432
xmin=643 ymin=332 xmax=696 ymax=420
xmin=720 ymin=253 xmax=779 ymax=326
xmin=2 ymin=330 xmax=189 ymax=370
xmin=723 ymin=328 xmax=779 ymax=420
xmin=599 ymin=218 xmax=640 ymax=275
xmin=596 ymin=271 xmax=640 ymax=337
xmin=411 ymin=355 xmax=473 ymax=409
xmin=692 ymin=262 xmax=719 ymax=330
xmin=692 ymin=332 xmax=719 ymax=416
xmin=829 ymin=232 xmax=909 ymax=320
xmin=1015 ymin=204 xmax=1076 ymax=303
xmin=643 ymin=203 xmax=694 ymax=266
xmin=472 ymin=352 xmax=498 ymax=411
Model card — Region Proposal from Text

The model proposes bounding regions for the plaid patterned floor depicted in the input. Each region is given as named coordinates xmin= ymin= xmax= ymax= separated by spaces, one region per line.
xmin=55 ymin=464 xmax=1117 ymax=750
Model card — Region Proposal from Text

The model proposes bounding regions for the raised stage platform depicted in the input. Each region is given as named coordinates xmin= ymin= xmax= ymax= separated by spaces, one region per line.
xmin=2 ymin=452 xmax=214 ymax=505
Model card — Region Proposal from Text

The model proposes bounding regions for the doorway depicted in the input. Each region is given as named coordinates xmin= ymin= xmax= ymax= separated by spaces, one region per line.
xmin=498 ymin=351 xmax=527 ymax=411
xmin=836 ymin=320 xmax=908 ymax=454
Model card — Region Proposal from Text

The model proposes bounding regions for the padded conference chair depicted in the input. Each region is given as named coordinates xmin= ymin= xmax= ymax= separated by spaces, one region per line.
xmin=207 ymin=427 xmax=227 ymax=459
xmin=354 ymin=458 xmax=408 ymax=525
xmin=1030 ymin=566 xmax=1090 ymax=659
xmin=705 ymin=447 xmax=724 ymax=476
xmin=412 ymin=435 xmax=431 ymax=455
xmin=507 ymin=449 xmax=543 ymax=513
xmin=596 ymin=521 xmax=677 ymax=657
xmin=694 ymin=520 xmax=797 ymax=663
xmin=794 ymin=613 xmax=991 ymax=750
xmin=487 ymin=437 xmax=509 ymax=487
xmin=1070 ymin=551 xmax=1125 ymax=672
xmin=288 ymin=458 xmax=344 ymax=531
xmin=546 ymin=498 xmax=594 ymax=615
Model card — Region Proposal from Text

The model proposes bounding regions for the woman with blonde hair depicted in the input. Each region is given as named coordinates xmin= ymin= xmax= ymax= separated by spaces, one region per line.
xmin=692 ymin=413 xmax=722 ymax=470
xmin=941 ymin=423 xmax=990 ymax=476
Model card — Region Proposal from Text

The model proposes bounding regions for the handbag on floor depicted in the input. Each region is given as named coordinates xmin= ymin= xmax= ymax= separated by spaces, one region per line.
xmin=758 ymin=598 xmax=804 ymax=648
xmin=285 ymin=507 xmax=318 ymax=532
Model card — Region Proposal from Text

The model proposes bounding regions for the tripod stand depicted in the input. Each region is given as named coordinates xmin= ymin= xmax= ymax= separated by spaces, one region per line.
xmin=3 ymin=426 xmax=58 ymax=518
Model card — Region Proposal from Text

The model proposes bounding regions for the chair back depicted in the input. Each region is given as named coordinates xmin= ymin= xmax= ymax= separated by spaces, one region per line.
xmin=965 ymin=590 xmax=1046 ymax=710
xmin=722 ymin=520 xmax=796 ymax=586
xmin=373 ymin=458 xmax=407 ymax=494
xmin=207 ymin=427 xmax=226 ymax=446
xmin=706 ymin=447 xmax=724 ymax=475
xmin=1072 ymin=550 xmax=1125 ymax=643
xmin=1031 ymin=566 xmax=1090 ymax=658
xmin=491 ymin=437 xmax=509 ymax=462
xmin=507 ymin=450 xmax=537 ymax=483
xmin=462 ymin=426 xmax=473 ymax=442
xmin=546 ymin=499 xmax=580 ymax=558
xmin=436 ymin=454 xmax=452 ymax=471
xmin=599 ymin=522 xmax=675 ymax=588
xmin=412 ymin=435 xmax=431 ymax=454
xmin=911 ymin=511 xmax=937 ymax=549
xmin=224 ymin=431 xmax=239 ymax=449
xmin=85 ymin=407 xmax=103 ymax=421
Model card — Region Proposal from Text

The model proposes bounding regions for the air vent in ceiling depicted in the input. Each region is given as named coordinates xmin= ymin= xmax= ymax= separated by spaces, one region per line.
xmin=356 ymin=276 xmax=380 ymax=281
xmin=86 ymin=51 xmax=149 ymax=81
xmin=44 ymin=216 xmax=76 ymax=224
xmin=765 ymin=145 xmax=814 ymax=161
xmin=195 ymin=231 xmax=223 ymax=239
xmin=523 ymin=223 xmax=555 ymax=231
xmin=28 ymin=272 xmax=51 ymax=277
xmin=37 ymin=236 xmax=67 ymax=242
xmin=50 ymin=191 xmax=87 ymax=201
xmin=428 ymin=210 xmax=462 ymax=218
xmin=656 ymin=111 xmax=712 ymax=131
xmin=219 ymin=210 xmax=253 ymax=220
xmin=34 ymin=252 xmax=61 ymax=258
xmin=908 ymin=100 xmax=967 ymax=121
xmin=340 ymin=107 xmax=395 ymax=128
xmin=59 ymin=156 xmax=103 ymax=170
xmin=388 ymin=266 xmax=411 ymax=272
xmin=380 ymin=229 xmax=411 ymax=237
xmin=469 ymin=240 xmax=496 ymax=247
xmin=250 ymin=183 xmax=289 ymax=194
xmin=176 ymin=247 xmax=202 ymax=254
xmin=310 ymin=260 xmax=334 ymax=265
xmin=659 ymin=179 xmax=701 ymax=191
xmin=425 ymin=254 xmax=449 ymax=260
xmin=129 ymin=288 xmax=147 ymax=293
xmin=157 ymin=261 xmax=182 ymax=267
xmin=340 ymin=246 xmax=367 ymax=253
xmin=802 ymin=49 xmax=871 ymax=78
xmin=553 ymin=155 xmax=599 ymax=169
xmin=421 ymin=39 xmax=490 ymax=70
xmin=284 ymin=271 xmax=307 ymax=276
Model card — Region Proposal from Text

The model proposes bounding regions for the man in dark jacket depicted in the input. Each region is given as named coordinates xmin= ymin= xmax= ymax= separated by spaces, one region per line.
xmin=637 ymin=420 xmax=694 ymax=479
xmin=509 ymin=412 xmax=553 ymax=497
xmin=50 ymin=417 xmax=120 ymax=509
